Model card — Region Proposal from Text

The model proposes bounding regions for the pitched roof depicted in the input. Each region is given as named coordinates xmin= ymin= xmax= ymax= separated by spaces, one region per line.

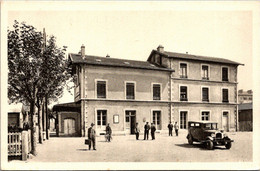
xmin=151 ymin=50 xmax=243 ymax=65
xmin=69 ymin=53 xmax=175 ymax=72
xmin=238 ymin=103 xmax=252 ymax=110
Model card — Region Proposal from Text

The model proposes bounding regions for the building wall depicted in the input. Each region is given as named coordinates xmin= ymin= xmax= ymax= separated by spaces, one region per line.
xmin=171 ymin=79 xmax=236 ymax=103
xmin=83 ymin=65 xmax=170 ymax=101
xmin=84 ymin=100 xmax=170 ymax=135
xmin=172 ymin=103 xmax=236 ymax=131
xmin=169 ymin=58 xmax=237 ymax=83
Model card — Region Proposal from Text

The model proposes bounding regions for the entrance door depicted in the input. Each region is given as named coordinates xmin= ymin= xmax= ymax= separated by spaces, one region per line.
xmin=180 ymin=111 xmax=187 ymax=129
xmin=153 ymin=111 xmax=161 ymax=130
xmin=222 ymin=112 xmax=229 ymax=131
xmin=125 ymin=110 xmax=136 ymax=134
xmin=97 ymin=110 xmax=107 ymax=130
xmin=64 ymin=118 xmax=76 ymax=135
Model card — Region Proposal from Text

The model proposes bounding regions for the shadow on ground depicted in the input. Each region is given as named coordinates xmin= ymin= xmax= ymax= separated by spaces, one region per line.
xmin=176 ymin=143 xmax=229 ymax=151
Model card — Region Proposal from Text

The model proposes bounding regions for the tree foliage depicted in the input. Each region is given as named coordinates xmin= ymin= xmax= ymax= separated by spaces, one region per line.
xmin=8 ymin=20 xmax=72 ymax=106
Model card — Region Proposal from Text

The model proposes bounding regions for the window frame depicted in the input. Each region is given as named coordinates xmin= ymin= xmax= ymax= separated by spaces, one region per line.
xmin=201 ymin=64 xmax=210 ymax=80
xmin=179 ymin=62 xmax=189 ymax=78
xmin=221 ymin=66 xmax=229 ymax=82
xmin=125 ymin=81 xmax=136 ymax=100
xmin=95 ymin=109 xmax=108 ymax=129
xmin=179 ymin=109 xmax=189 ymax=129
xmin=152 ymin=83 xmax=162 ymax=100
xmin=95 ymin=79 xmax=108 ymax=99
xmin=222 ymin=87 xmax=229 ymax=103
xmin=151 ymin=109 xmax=162 ymax=130
xmin=179 ymin=85 xmax=188 ymax=101
xmin=200 ymin=110 xmax=211 ymax=121
xmin=201 ymin=86 xmax=210 ymax=102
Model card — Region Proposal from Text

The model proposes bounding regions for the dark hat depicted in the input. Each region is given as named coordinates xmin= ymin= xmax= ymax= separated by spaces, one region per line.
xmin=91 ymin=123 xmax=95 ymax=126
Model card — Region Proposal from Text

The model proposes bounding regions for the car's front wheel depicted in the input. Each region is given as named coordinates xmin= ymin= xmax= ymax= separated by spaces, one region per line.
xmin=206 ymin=140 xmax=214 ymax=150
xmin=225 ymin=142 xmax=232 ymax=149
xmin=188 ymin=135 xmax=193 ymax=145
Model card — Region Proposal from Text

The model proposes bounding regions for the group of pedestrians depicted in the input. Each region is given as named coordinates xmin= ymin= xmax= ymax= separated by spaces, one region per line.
xmin=167 ymin=121 xmax=179 ymax=136
xmin=87 ymin=121 xmax=179 ymax=150
xmin=134 ymin=121 xmax=179 ymax=141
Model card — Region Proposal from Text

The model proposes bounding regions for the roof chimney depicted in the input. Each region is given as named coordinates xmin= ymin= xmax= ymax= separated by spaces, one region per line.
xmin=157 ymin=45 xmax=164 ymax=53
xmin=186 ymin=52 xmax=188 ymax=54
xmin=81 ymin=44 xmax=85 ymax=59
xmin=106 ymin=54 xmax=110 ymax=58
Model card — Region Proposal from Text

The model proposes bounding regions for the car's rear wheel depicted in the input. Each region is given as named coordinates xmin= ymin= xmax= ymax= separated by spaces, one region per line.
xmin=225 ymin=142 xmax=232 ymax=149
xmin=206 ymin=140 xmax=214 ymax=150
xmin=188 ymin=135 xmax=193 ymax=145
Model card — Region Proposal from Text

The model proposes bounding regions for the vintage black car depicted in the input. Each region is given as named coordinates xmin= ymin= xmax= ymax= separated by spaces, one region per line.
xmin=186 ymin=121 xmax=234 ymax=150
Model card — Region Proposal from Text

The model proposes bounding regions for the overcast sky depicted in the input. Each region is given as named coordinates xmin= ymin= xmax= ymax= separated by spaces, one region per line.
xmin=6 ymin=2 xmax=255 ymax=106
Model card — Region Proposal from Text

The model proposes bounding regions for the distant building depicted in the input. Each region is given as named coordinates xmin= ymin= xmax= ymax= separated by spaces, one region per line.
xmin=238 ymin=89 xmax=253 ymax=104
xmin=53 ymin=45 xmax=243 ymax=137
xmin=238 ymin=103 xmax=253 ymax=131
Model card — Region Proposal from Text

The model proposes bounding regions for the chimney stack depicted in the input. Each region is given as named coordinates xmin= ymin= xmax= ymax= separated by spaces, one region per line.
xmin=81 ymin=44 xmax=85 ymax=59
xmin=106 ymin=54 xmax=110 ymax=58
xmin=157 ymin=45 xmax=164 ymax=53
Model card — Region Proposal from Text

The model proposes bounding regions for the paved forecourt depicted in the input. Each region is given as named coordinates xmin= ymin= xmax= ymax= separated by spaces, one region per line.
xmin=15 ymin=131 xmax=252 ymax=162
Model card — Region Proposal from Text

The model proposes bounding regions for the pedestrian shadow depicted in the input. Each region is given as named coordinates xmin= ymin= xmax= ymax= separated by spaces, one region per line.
xmin=77 ymin=149 xmax=89 ymax=151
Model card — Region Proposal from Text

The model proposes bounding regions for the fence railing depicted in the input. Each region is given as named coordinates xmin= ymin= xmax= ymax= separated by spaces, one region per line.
xmin=8 ymin=130 xmax=32 ymax=160
xmin=8 ymin=132 xmax=22 ymax=156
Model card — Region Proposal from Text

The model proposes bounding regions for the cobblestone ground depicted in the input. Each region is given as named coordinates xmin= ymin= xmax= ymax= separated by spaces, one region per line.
xmin=11 ymin=131 xmax=252 ymax=162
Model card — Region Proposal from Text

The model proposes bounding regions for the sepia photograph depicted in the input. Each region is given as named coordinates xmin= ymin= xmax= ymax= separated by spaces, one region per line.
xmin=1 ymin=1 xmax=260 ymax=170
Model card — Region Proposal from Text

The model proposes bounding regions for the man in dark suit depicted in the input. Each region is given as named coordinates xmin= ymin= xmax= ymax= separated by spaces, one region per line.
xmin=88 ymin=123 xmax=96 ymax=150
xmin=143 ymin=122 xmax=150 ymax=140
xmin=151 ymin=123 xmax=156 ymax=140
xmin=168 ymin=122 xmax=173 ymax=136
xmin=105 ymin=123 xmax=112 ymax=142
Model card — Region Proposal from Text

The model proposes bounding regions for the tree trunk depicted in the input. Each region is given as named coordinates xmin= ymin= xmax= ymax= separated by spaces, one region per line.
xmin=46 ymin=96 xmax=49 ymax=140
xmin=38 ymin=103 xmax=43 ymax=144
xmin=30 ymin=100 xmax=37 ymax=156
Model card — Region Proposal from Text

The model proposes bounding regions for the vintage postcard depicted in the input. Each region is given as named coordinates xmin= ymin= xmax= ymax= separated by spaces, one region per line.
xmin=1 ymin=1 xmax=260 ymax=170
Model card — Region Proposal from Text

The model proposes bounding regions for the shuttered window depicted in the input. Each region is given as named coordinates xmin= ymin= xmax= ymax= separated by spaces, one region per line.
xmin=202 ymin=65 xmax=209 ymax=79
xmin=153 ymin=84 xmax=161 ymax=100
xmin=202 ymin=87 xmax=209 ymax=102
xmin=180 ymin=63 xmax=187 ymax=78
xmin=222 ymin=67 xmax=228 ymax=81
xmin=180 ymin=86 xmax=188 ymax=101
xmin=222 ymin=89 xmax=229 ymax=102
xmin=97 ymin=81 xmax=106 ymax=98
xmin=126 ymin=83 xmax=135 ymax=99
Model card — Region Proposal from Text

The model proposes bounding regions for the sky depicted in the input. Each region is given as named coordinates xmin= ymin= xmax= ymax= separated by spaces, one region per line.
xmin=5 ymin=2 xmax=255 ymax=106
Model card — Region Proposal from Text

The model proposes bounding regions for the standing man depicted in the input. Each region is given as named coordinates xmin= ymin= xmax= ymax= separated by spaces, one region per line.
xmin=143 ymin=122 xmax=150 ymax=140
xmin=135 ymin=123 xmax=140 ymax=140
xmin=174 ymin=122 xmax=179 ymax=136
xmin=88 ymin=123 xmax=96 ymax=150
xmin=168 ymin=122 xmax=173 ymax=136
xmin=105 ymin=123 xmax=112 ymax=142
xmin=151 ymin=123 xmax=156 ymax=140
